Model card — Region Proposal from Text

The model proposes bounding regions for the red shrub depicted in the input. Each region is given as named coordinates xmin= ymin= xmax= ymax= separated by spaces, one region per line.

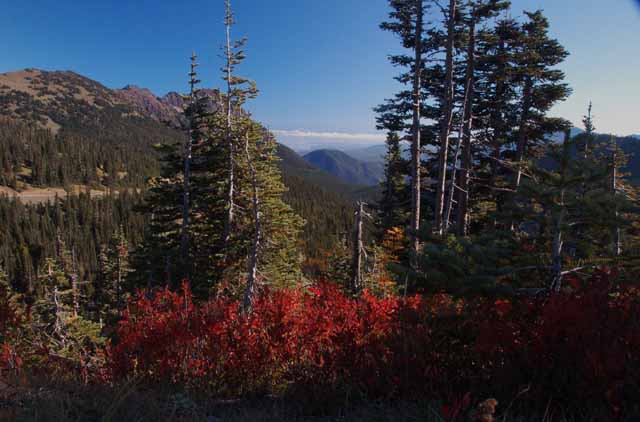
xmin=476 ymin=269 xmax=640 ymax=414
xmin=107 ymin=272 xmax=640 ymax=417
xmin=0 ymin=287 xmax=23 ymax=376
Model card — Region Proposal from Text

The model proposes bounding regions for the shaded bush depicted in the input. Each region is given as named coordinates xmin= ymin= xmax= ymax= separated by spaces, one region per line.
xmin=106 ymin=271 xmax=640 ymax=418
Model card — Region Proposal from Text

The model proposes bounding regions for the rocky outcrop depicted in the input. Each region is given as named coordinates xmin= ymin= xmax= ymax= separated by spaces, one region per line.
xmin=116 ymin=85 xmax=186 ymax=128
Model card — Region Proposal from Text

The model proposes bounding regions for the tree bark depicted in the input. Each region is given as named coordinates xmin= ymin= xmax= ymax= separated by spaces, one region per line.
xmin=550 ymin=209 xmax=564 ymax=293
xmin=242 ymin=132 xmax=261 ymax=314
xmin=443 ymin=71 xmax=471 ymax=233
xmin=351 ymin=202 xmax=365 ymax=294
xmin=435 ymin=0 xmax=457 ymax=236
xmin=456 ymin=17 xmax=476 ymax=237
xmin=181 ymin=53 xmax=198 ymax=262
xmin=223 ymin=0 xmax=235 ymax=249
xmin=550 ymin=130 xmax=570 ymax=292
xmin=512 ymin=76 xmax=533 ymax=192
xmin=611 ymin=137 xmax=622 ymax=256
xmin=410 ymin=0 xmax=424 ymax=267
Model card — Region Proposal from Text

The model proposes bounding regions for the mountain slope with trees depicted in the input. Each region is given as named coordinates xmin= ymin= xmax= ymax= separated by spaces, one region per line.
xmin=303 ymin=149 xmax=384 ymax=186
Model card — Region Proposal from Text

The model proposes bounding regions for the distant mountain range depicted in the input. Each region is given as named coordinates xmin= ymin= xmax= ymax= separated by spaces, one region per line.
xmin=302 ymin=149 xmax=384 ymax=186
xmin=0 ymin=68 xmax=380 ymax=203
xmin=116 ymin=84 xmax=223 ymax=129
xmin=2 ymin=68 xmax=637 ymax=195
xmin=343 ymin=144 xmax=388 ymax=163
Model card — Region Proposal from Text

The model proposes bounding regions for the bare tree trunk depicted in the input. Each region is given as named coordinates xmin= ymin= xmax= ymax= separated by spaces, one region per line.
xmin=489 ymin=91 xmax=505 ymax=225
xmin=508 ymin=77 xmax=533 ymax=231
xmin=512 ymin=77 xmax=533 ymax=192
xmin=351 ymin=202 xmax=365 ymax=294
xmin=456 ymin=17 xmax=476 ymax=237
xmin=181 ymin=52 xmax=198 ymax=262
xmin=443 ymin=75 xmax=471 ymax=233
xmin=550 ymin=130 xmax=570 ymax=292
xmin=53 ymin=286 xmax=65 ymax=342
xmin=434 ymin=0 xmax=457 ymax=236
xmin=611 ymin=136 xmax=622 ymax=256
xmin=443 ymin=123 xmax=463 ymax=233
xmin=71 ymin=248 xmax=79 ymax=318
xmin=550 ymin=208 xmax=564 ymax=293
xmin=410 ymin=0 xmax=424 ymax=267
xmin=116 ymin=248 xmax=122 ymax=309
xmin=242 ymin=132 xmax=261 ymax=314
xmin=223 ymin=0 xmax=236 ymax=248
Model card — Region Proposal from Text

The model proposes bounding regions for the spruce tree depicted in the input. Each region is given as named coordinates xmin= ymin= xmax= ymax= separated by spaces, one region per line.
xmin=510 ymin=11 xmax=571 ymax=195
xmin=514 ymin=128 xmax=633 ymax=291
xmin=378 ymin=132 xmax=409 ymax=232
xmin=453 ymin=0 xmax=510 ymax=236
xmin=191 ymin=0 xmax=303 ymax=300
xmin=98 ymin=226 xmax=131 ymax=316
xmin=473 ymin=17 xmax=521 ymax=227
xmin=221 ymin=0 xmax=257 ymax=250
xmin=376 ymin=0 xmax=431 ymax=265
xmin=131 ymin=56 xmax=207 ymax=289
xmin=434 ymin=0 xmax=458 ymax=236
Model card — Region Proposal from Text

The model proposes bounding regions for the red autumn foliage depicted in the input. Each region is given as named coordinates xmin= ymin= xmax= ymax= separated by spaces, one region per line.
xmin=475 ymin=269 xmax=640 ymax=415
xmin=0 ymin=286 xmax=23 ymax=376
xmin=106 ymin=270 xmax=640 ymax=417
xmin=2 ymin=270 xmax=639 ymax=418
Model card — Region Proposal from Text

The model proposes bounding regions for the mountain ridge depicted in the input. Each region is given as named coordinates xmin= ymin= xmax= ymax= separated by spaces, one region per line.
xmin=303 ymin=149 xmax=384 ymax=187
xmin=0 ymin=68 xmax=378 ymax=201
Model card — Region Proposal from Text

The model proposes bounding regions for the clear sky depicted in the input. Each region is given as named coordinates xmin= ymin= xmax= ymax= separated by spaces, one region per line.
xmin=1 ymin=0 xmax=638 ymax=149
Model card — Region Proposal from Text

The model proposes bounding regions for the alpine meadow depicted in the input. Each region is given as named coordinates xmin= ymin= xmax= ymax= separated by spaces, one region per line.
xmin=1 ymin=1 xmax=640 ymax=421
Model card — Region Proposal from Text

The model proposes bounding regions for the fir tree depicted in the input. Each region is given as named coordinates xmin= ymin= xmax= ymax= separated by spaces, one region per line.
xmin=515 ymin=129 xmax=633 ymax=291
xmin=326 ymin=235 xmax=352 ymax=288
xmin=190 ymin=1 xmax=303 ymax=301
xmin=378 ymin=132 xmax=409 ymax=233
xmin=452 ymin=0 xmax=510 ymax=236
xmin=376 ymin=0 xmax=432 ymax=266
xmin=474 ymin=16 xmax=521 ymax=226
xmin=434 ymin=0 xmax=458 ymax=236
xmin=510 ymin=11 xmax=571 ymax=195
xmin=221 ymin=0 xmax=258 ymax=250
xmin=98 ymin=226 xmax=131 ymax=316
xmin=131 ymin=56 xmax=208 ymax=289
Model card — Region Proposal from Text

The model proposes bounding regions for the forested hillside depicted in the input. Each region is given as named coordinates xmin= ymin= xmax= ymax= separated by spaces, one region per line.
xmin=0 ymin=70 xmax=367 ymax=287
xmin=303 ymin=149 xmax=384 ymax=186
xmin=0 ymin=70 xmax=186 ymax=188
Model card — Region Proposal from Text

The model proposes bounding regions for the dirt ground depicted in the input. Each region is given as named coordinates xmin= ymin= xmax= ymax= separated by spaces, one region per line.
xmin=0 ymin=185 xmax=106 ymax=204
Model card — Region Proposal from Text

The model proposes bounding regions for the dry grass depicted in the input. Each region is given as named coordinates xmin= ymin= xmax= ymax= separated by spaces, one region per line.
xmin=0 ymin=374 xmax=626 ymax=422
xmin=0 ymin=185 xmax=107 ymax=204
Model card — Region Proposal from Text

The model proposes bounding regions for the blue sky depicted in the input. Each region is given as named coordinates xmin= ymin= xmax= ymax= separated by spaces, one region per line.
xmin=1 ymin=0 xmax=639 ymax=150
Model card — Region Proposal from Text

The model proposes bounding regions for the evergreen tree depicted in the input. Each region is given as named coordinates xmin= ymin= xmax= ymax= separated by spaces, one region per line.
xmin=402 ymin=230 xmax=517 ymax=295
xmin=378 ymin=132 xmax=409 ymax=233
xmin=474 ymin=16 xmax=522 ymax=226
xmin=434 ymin=0 xmax=459 ymax=236
xmin=452 ymin=0 xmax=510 ymax=236
xmin=510 ymin=11 xmax=571 ymax=195
xmin=189 ymin=1 xmax=303 ymax=301
xmin=326 ymin=235 xmax=352 ymax=288
xmin=98 ymin=226 xmax=131 ymax=316
xmin=515 ymin=129 xmax=633 ymax=291
xmin=198 ymin=114 xmax=303 ymax=294
xmin=131 ymin=57 xmax=208 ymax=289
xmin=221 ymin=0 xmax=258 ymax=250
xmin=376 ymin=0 xmax=433 ymax=266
